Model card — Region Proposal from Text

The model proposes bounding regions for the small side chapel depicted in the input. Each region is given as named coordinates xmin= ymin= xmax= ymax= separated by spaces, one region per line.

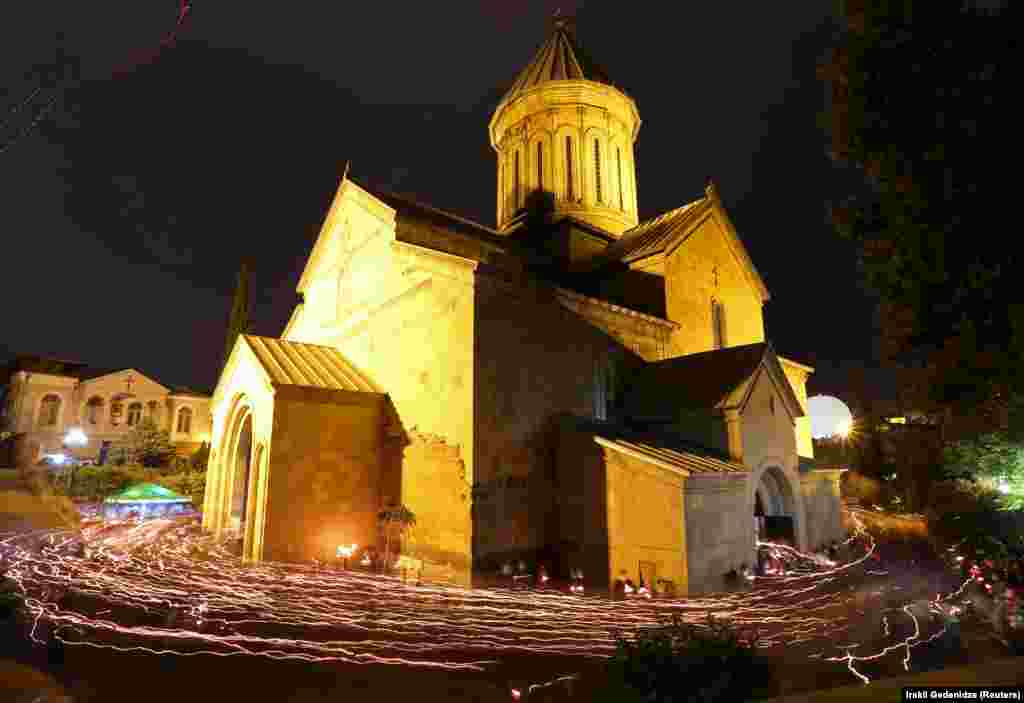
xmin=203 ymin=18 xmax=844 ymax=593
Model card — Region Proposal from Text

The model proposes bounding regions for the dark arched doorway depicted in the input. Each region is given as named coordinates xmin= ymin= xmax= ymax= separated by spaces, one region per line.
xmin=755 ymin=466 xmax=797 ymax=545
xmin=229 ymin=413 xmax=253 ymax=535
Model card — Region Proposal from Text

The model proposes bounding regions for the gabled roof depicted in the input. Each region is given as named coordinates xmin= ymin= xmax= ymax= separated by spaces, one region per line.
xmin=351 ymin=178 xmax=507 ymax=247
xmin=241 ymin=335 xmax=381 ymax=393
xmin=600 ymin=183 xmax=770 ymax=303
xmin=561 ymin=416 xmax=746 ymax=476
xmin=595 ymin=436 xmax=747 ymax=476
xmin=5 ymin=355 xmax=114 ymax=381
xmin=623 ymin=342 xmax=805 ymax=419
xmin=4 ymin=357 xmax=193 ymax=395
xmin=602 ymin=198 xmax=708 ymax=263
xmin=636 ymin=343 xmax=770 ymax=410
xmin=496 ymin=18 xmax=619 ymax=110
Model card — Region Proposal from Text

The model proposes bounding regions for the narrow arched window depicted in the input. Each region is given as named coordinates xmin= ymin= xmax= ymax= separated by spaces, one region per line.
xmin=594 ymin=139 xmax=603 ymax=203
xmin=38 ymin=394 xmax=61 ymax=427
xmin=712 ymin=299 xmax=727 ymax=349
xmin=565 ymin=136 xmax=574 ymax=201
xmin=110 ymin=400 xmax=123 ymax=426
xmin=86 ymin=397 xmax=104 ymax=425
xmin=536 ymin=142 xmax=543 ymax=190
xmin=617 ymin=147 xmax=624 ymax=211
xmin=127 ymin=402 xmax=143 ymax=427
xmin=176 ymin=407 xmax=192 ymax=434
xmin=513 ymin=150 xmax=520 ymax=210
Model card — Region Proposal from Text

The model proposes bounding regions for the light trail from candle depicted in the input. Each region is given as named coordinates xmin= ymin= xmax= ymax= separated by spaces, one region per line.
xmin=0 ymin=507 xmax=977 ymax=692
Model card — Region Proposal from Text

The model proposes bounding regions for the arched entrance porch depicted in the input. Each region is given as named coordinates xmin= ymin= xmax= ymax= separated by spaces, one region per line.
xmin=753 ymin=465 xmax=803 ymax=548
xmin=212 ymin=395 xmax=265 ymax=561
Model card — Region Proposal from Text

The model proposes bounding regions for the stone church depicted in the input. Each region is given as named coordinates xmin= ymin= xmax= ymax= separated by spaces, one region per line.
xmin=203 ymin=19 xmax=844 ymax=594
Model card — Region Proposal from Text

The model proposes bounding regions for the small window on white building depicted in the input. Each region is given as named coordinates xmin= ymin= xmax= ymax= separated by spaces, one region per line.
xmin=85 ymin=397 xmax=104 ymax=425
xmin=38 ymin=394 xmax=61 ymax=427
xmin=177 ymin=407 xmax=192 ymax=434
xmin=127 ymin=402 xmax=143 ymax=426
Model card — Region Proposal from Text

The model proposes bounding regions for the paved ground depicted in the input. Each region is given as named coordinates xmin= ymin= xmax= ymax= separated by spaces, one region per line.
xmin=0 ymin=505 xmax=1014 ymax=702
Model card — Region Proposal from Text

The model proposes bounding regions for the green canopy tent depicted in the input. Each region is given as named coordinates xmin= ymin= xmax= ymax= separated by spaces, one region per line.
xmin=104 ymin=482 xmax=192 ymax=519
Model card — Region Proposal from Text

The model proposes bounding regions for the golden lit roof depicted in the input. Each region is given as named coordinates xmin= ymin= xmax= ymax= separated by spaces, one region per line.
xmin=241 ymin=335 xmax=380 ymax=393
xmin=603 ymin=198 xmax=708 ymax=262
xmin=595 ymin=436 xmax=747 ymax=475
xmin=497 ymin=18 xmax=618 ymax=109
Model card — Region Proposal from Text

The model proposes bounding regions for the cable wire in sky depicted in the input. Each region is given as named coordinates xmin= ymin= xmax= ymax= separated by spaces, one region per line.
xmin=0 ymin=1 xmax=192 ymax=156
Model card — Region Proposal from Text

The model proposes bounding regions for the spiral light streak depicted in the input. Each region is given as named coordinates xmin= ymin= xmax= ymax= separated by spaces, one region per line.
xmin=0 ymin=508 xmax=976 ymax=691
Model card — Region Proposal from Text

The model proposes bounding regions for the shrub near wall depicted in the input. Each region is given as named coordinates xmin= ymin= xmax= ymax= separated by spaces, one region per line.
xmin=594 ymin=614 xmax=772 ymax=703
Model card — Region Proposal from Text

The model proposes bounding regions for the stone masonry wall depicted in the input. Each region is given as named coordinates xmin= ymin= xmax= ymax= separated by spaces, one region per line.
xmin=263 ymin=388 xmax=386 ymax=564
xmin=683 ymin=475 xmax=751 ymax=594
xmin=800 ymin=470 xmax=846 ymax=550
xmin=604 ymin=448 xmax=687 ymax=594
xmin=474 ymin=272 xmax=618 ymax=561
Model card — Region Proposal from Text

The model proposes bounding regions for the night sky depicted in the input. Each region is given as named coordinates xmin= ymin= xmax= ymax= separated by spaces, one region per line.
xmin=1 ymin=2 xmax=878 ymax=397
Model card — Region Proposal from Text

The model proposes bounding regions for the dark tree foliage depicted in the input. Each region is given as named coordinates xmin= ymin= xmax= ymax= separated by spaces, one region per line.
xmin=819 ymin=0 xmax=1018 ymax=414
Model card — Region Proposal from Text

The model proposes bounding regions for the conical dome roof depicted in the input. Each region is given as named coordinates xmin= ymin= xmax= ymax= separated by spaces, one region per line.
xmin=496 ymin=18 xmax=618 ymax=108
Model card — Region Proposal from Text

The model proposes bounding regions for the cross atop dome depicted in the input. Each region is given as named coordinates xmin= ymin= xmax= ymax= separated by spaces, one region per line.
xmin=495 ymin=11 xmax=616 ymax=111
xmin=550 ymin=8 xmax=577 ymax=35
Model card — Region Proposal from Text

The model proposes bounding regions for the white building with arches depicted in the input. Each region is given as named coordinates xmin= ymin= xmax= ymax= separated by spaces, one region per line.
xmin=1 ymin=356 xmax=211 ymax=466
xmin=201 ymin=17 xmax=844 ymax=593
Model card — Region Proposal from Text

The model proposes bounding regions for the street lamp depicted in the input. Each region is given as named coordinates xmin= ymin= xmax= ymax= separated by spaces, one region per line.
xmin=63 ymin=427 xmax=88 ymax=490
xmin=836 ymin=419 xmax=852 ymax=439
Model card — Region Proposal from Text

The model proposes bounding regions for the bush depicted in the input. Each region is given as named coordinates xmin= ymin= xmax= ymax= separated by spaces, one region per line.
xmin=0 ymin=591 xmax=23 ymax=621
xmin=158 ymin=471 xmax=206 ymax=507
xmin=926 ymin=480 xmax=1024 ymax=561
xmin=596 ymin=614 xmax=771 ymax=703
xmin=841 ymin=471 xmax=883 ymax=505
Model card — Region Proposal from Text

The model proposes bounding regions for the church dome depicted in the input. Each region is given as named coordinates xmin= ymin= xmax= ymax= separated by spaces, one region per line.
xmin=489 ymin=17 xmax=641 ymax=236
xmin=495 ymin=18 xmax=619 ymax=110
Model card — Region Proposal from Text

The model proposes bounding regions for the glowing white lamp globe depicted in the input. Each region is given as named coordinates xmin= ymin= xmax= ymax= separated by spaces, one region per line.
xmin=807 ymin=395 xmax=854 ymax=439
xmin=64 ymin=428 xmax=88 ymax=446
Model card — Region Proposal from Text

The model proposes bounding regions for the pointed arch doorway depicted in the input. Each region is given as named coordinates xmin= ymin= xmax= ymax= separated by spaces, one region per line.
xmin=754 ymin=466 xmax=798 ymax=546
xmin=229 ymin=412 xmax=253 ymax=533
xmin=219 ymin=399 xmax=264 ymax=561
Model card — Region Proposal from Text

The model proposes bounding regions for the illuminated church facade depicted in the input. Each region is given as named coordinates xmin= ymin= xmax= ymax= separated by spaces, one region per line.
xmin=202 ymin=19 xmax=845 ymax=593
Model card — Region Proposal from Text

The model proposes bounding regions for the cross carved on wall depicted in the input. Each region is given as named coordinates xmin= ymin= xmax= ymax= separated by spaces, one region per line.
xmin=125 ymin=375 xmax=134 ymax=394
xmin=712 ymin=265 xmax=719 ymax=289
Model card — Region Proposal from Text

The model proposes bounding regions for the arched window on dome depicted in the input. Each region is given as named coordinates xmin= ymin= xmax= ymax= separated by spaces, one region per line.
xmin=536 ymin=141 xmax=543 ymax=191
xmin=513 ymin=149 xmax=521 ymax=211
xmin=617 ymin=147 xmax=624 ymax=211
xmin=565 ymin=136 xmax=574 ymax=201
xmin=594 ymin=139 xmax=603 ymax=203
